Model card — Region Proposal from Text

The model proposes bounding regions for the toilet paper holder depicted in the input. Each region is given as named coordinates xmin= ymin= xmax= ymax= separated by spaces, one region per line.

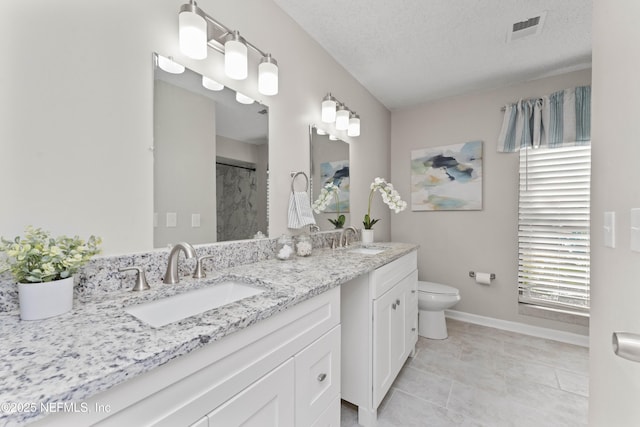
xmin=469 ymin=271 xmax=496 ymax=280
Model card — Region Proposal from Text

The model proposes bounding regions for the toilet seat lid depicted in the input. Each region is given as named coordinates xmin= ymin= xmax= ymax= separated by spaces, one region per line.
xmin=418 ymin=281 xmax=459 ymax=296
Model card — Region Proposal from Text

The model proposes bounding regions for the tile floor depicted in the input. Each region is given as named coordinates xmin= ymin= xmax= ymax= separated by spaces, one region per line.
xmin=341 ymin=319 xmax=589 ymax=427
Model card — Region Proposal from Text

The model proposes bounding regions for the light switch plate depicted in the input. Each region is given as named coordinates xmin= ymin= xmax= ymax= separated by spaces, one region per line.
xmin=604 ymin=211 xmax=615 ymax=248
xmin=191 ymin=213 xmax=201 ymax=228
xmin=631 ymin=209 xmax=640 ymax=252
xmin=166 ymin=212 xmax=177 ymax=228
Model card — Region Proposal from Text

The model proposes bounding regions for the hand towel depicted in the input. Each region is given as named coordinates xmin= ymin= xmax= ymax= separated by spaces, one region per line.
xmin=288 ymin=191 xmax=317 ymax=229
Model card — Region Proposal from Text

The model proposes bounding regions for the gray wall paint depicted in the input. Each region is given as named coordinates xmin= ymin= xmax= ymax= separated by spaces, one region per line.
xmin=0 ymin=0 xmax=391 ymax=254
xmin=154 ymin=80 xmax=217 ymax=247
xmin=590 ymin=1 xmax=640 ymax=423
xmin=391 ymin=69 xmax=592 ymax=335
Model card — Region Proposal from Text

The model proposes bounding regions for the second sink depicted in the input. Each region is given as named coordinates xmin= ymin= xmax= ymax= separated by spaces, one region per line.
xmin=348 ymin=246 xmax=387 ymax=255
xmin=125 ymin=282 xmax=265 ymax=328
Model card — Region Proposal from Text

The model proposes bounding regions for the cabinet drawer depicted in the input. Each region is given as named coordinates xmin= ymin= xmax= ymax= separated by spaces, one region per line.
xmin=207 ymin=358 xmax=294 ymax=427
xmin=295 ymin=325 xmax=341 ymax=426
xmin=371 ymin=251 xmax=417 ymax=298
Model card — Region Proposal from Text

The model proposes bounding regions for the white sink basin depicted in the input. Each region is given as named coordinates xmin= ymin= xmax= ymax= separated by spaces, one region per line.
xmin=125 ymin=282 xmax=264 ymax=328
xmin=348 ymin=246 xmax=387 ymax=255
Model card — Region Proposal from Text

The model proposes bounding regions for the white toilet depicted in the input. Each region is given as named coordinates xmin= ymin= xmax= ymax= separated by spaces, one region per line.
xmin=417 ymin=281 xmax=461 ymax=340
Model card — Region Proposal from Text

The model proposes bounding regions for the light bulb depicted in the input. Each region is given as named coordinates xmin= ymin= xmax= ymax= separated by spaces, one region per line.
xmin=258 ymin=55 xmax=278 ymax=96
xmin=156 ymin=55 xmax=185 ymax=74
xmin=236 ymin=92 xmax=254 ymax=104
xmin=335 ymin=105 xmax=349 ymax=130
xmin=225 ymin=31 xmax=248 ymax=80
xmin=321 ymin=94 xmax=337 ymax=123
xmin=348 ymin=112 xmax=361 ymax=137
xmin=202 ymin=76 xmax=224 ymax=91
xmin=329 ymin=134 xmax=338 ymax=141
xmin=178 ymin=4 xmax=207 ymax=60
xmin=316 ymin=128 xmax=327 ymax=135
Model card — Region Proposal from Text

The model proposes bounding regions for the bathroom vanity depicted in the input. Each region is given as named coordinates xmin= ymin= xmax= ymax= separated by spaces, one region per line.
xmin=341 ymin=251 xmax=419 ymax=426
xmin=0 ymin=240 xmax=417 ymax=426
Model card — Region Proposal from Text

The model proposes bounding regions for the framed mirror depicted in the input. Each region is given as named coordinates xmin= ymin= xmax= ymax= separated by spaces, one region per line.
xmin=153 ymin=54 xmax=268 ymax=248
xmin=309 ymin=125 xmax=350 ymax=231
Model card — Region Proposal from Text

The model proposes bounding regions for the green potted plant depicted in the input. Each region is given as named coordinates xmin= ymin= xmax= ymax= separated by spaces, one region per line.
xmin=312 ymin=182 xmax=345 ymax=229
xmin=363 ymin=177 xmax=408 ymax=243
xmin=0 ymin=226 xmax=102 ymax=320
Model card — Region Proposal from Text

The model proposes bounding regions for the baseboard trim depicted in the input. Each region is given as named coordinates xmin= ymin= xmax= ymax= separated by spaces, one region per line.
xmin=445 ymin=309 xmax=589 ymax=348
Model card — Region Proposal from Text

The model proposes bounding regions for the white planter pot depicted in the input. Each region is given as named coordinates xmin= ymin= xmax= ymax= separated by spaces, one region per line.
xmin=18 ymin=276 xmax=74 ymax=320
xmin=361 ymin=229 xmax=375 ymax=245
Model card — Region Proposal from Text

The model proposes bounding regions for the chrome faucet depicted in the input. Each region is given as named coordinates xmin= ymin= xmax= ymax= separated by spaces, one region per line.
xmin=339 ymin=226 xmax=358 ymax=248
xmin=163 ymin=242 xmax=197 ymax=284
xmin=310 ymin=224 xmax=320 ymax=232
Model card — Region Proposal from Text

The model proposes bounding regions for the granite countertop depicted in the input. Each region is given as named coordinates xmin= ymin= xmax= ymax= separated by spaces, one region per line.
xmin=0 ymin=242 xmax=417 ymax=426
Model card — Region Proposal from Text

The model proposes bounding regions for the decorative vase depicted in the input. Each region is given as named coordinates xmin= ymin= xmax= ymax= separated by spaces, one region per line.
xmin=361 ymin=229 xmax=374 ymax=245
xmin=18 ymin=276 xmax=74 ymax=320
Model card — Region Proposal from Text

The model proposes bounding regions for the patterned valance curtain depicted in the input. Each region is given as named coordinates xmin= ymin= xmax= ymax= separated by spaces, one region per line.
xmin=497 ymin=86 xmax=591 ymax=152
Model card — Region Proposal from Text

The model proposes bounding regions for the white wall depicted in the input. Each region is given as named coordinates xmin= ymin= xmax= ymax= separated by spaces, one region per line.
xmin=0 ymin=0 xmax=390 ymax=254
xmin=391 ymin=69 xmax=591 ymax=335
xmin=590 ymin=1 xmax=640 ymax=424
xmin=154 ymin=80 xmax=216 ymax=248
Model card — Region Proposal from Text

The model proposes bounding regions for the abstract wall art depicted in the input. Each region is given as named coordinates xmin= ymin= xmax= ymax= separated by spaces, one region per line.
xmin=410 ymin=140 xmax=483 ymax=211
xmin=320 ymin=160 xmax=350 ymax=212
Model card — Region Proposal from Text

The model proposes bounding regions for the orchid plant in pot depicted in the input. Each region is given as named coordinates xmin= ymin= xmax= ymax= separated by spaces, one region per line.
xmin=0 ymin=226 xmax=102 ymax=320
xmin=312 ymin=182 xmax=346 ymax=229
xmin=363 ymin=177 xmax=408 ymax=244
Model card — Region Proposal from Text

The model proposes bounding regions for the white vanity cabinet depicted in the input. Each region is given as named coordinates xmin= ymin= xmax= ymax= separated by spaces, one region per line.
xmin=35 ymin=287 xmax=340 ymax=427
xmin=341 ymin=251 xmax=418 ymax=427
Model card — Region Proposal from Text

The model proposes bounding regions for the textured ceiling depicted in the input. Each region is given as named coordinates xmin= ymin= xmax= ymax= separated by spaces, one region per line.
xmin=273 ymin=0 xmax=592 ymax=109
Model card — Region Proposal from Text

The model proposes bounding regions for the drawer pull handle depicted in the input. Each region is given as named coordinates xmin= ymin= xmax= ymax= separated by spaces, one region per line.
xmin=317 ymin=373 xmax=327 ymax=382
xmin=392 ymin=303 xmax=397 ymax=310
xmin=396 ymin=299 xmax=401 ymax=306
xmin=412 ymin=327 xmax=416 ymax=332
xmin=411 ymin=290 xmax=416 ymax=294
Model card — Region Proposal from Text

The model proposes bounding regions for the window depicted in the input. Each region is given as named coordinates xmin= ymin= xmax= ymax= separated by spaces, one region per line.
xmin=518 ymin=145 xmax=591 ymax=315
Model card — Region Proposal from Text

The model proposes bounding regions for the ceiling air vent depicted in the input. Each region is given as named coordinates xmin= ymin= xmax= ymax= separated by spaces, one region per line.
xmin=507 ymin=12 xmax=546 ymax=42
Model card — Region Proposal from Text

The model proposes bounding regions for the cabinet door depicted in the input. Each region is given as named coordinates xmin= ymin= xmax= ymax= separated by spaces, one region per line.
xmin=372 ymin=283 xmax=405 ymax=407
xmin=311 ymin=396 xmax=341 ymax=427
xmin=207 ymin=358 xmax=294 ymax=427
xmin=295 ymin=326 xmax=341 ymax=426
xmin=405 ymin=271 xmax=419 ymax=356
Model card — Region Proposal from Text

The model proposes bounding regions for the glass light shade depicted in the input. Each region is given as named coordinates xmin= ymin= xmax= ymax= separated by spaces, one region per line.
xmin=225 ymin=33 xmax=248 ymax=80
xmin=236 ymin=92 xmax=254 ymax=104
xmin=329 ymin=134 xmax=338 ymax=141
xmin=335 ymin=105 xmax=350 ymax=131
xmin=316 ymin=128 xmax=327 ymax=135
xmin=202 ymin=76 xmax=224 ymax=91
xmin=157 ymin=55 xmax=185 ymax=74
xmin=321 ymin=96 xmax=337 ymax=123
xmin=258 ymin=56 xmax=278 ymax=96
xmin=348 ymin=113 xmax=361 ymax=137
xmin=179 ymin=9 xmax=207 ymax=60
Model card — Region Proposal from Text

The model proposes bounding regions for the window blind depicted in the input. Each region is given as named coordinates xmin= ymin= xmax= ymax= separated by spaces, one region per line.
xmin=518 ymin=145 xmax=591 ymax=314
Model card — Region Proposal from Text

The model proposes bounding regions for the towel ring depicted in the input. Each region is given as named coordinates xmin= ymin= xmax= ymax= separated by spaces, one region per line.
xmin=290 ymin=171 xmax=309 ymax=193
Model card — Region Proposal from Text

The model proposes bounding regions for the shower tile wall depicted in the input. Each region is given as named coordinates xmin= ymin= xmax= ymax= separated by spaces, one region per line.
xmin=216 ymin=163 xmax=258 ymax=241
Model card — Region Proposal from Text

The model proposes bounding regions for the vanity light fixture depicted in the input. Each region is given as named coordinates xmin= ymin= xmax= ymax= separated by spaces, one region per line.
xmin=321 ymin=93 xmax=337 ymax=123
xmin=348 ymin=112 xmax=361 ymax=137
xmin=236 ymin=92 xmax=255 ymax=105
xmin=155 ymin=54 xmax=185 ymax=74
xmin=177 ymin=0 xmax=279 ymax=95
xmin=320 ymin=93 xmax=361 ymax=137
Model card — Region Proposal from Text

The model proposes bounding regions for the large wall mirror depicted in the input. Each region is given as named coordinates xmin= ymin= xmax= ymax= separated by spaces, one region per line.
xmin=153 ymin=54 xmax=269 ymax=248
xmin=309 ymin=125 xmax=350 ymax=230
